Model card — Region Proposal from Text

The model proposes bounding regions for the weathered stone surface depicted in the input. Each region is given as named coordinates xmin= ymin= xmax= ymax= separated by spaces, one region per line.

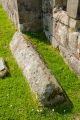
xmin=0 ymin=58 xmax=7 ymax=78
xmin=17 ymin=0 xmax=42 ymax=32
xmin=77 ymin=34 xmax=80 ymax=59
xmin=10 ymin=32 xmax=65 ymax=106
xmin=55 ymin=22 xmax=68 ymax=47
xmin=67 ymin=0 xmax=80 ymax=19
xmin=68 ymin=32 xmax=79 ymax=53
xmin=59 ymin=46 xmax=80 ymax=76
xmin=69 ymin=18 xmax=80 ymax=30
xmin=42 ymin=3 xmax=80 ymax=76
xmin=59 ymin=11 xmax=68 ymax=26
xmin=50 ymin=36 xmax=59 ymax=48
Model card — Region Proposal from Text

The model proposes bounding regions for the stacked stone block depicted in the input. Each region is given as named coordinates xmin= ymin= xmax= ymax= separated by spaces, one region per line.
xmin=43 ymin=0 xmax=80 ymax=76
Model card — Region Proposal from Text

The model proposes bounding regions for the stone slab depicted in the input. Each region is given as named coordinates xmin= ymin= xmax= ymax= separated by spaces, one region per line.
xmin=10 ymin=32 xmax=65 ymax=106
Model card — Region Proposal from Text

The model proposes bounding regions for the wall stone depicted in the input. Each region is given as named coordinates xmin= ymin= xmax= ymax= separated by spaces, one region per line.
xmin=67 ymin=0 xmax=80 ymax=19
xmin=10 ymin=32 xmax=65 ymax=106
xmin=43 ymin=1 xmax=80 ymax=76
xmin=17 ymin=0 xmax=43 ymax=32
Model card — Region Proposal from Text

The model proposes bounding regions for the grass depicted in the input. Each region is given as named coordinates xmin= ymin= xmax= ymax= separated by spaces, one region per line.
xmin=0 ymin=5 xmax=80 ymax=120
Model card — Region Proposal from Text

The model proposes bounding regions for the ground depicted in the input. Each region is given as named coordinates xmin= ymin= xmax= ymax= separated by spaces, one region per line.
xmin=0 ymin=6 xmax=80 ymax=120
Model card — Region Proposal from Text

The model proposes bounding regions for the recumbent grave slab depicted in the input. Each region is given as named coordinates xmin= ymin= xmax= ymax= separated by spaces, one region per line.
xmin=10 ymin=32 xmax=66 ymax=106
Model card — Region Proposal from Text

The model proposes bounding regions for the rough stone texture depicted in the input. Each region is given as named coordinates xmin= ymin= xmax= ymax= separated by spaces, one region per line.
xmin=42 ymin=1 xmax=80 ymax=75
xmin=68 ymin=32 xmax=79 ymax=54
xmin=59 ymin=46 xmax=80 ymax=76
xmin=0 ymin=58 xmax=7 ymax=78
xmin=55 ymin=22 xmax=68 ymax=47
xmin=67 ymin=0 xmax=80 ymax=19
xmin=17 ymin=0 xmax=42 ymax=32
xmin=10 ymin=32 xmax=65 ymax=106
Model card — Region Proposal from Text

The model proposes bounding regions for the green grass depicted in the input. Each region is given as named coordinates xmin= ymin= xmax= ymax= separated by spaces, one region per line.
xmin=0 ymin=5 xmax=80 ymax=120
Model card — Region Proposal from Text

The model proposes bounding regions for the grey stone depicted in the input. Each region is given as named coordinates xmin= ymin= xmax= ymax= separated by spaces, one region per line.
xmin=59 ymin=45 xmax=80 ymax=76
xmin=69 ymin=18 xmax=80 ymax=30
xmin=68 ymin=32 xmax=79 ymax=53
xmin=69 ymin=56 xmax=80 ymax=76
xmin=17 ymin=0 xmax=43 ymax=32
xmin=50 ymin=36 xmax=59 ymax=48
xmin=67 ymin=0 xmax=80 ymax=19
xmin=59 ymin=11 xmax=68 ymax=26
xmin=0 ymin=58 xmax=7 ymax=78
xmin=10 ymin=32 xmax=65 ymax=106
xmin=55 ymin=22 xmax=68 ymax=47
xmin=77 ymin=34 xmax=80 ymax=59
xmin=59 ymin=45 xmax=72 ymax=65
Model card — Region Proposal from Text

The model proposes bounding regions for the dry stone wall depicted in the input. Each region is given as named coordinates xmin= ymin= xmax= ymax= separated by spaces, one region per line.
xmin=1 ymin=0 xmax=80 ymax=75
xmin=43 ymin=0 xmax=80 ymax=76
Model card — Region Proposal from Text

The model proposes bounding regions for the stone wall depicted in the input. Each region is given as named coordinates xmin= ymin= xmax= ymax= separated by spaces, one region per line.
xmin=17 ymin=0 xmax=43 ymax=32
xmin=1 ymin=0 xmax=80 ymax=75
xmin=1 ymin=0 xmax=19 ymax=29
xmin=43 ymin=0 xmax=80 ymax=76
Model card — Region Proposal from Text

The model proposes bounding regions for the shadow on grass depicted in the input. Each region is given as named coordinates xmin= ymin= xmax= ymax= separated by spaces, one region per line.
xmin=24 ymin=31 xmax=51 ymax=45
xmin=52 ymin=91 xmax=73 ymax=114
xmin=41 ymin=84 xmax=73 ymax=115
xmin=24 ymin=31 xmax=74 ymax=114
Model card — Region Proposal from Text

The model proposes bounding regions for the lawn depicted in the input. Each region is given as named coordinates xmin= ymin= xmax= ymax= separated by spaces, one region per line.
xmin=0 ymin=5 xmax=80 ymax=120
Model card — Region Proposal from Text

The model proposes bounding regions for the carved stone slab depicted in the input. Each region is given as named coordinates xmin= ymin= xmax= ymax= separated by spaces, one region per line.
xmin=10 ymin=32 xmax=65 ymax=106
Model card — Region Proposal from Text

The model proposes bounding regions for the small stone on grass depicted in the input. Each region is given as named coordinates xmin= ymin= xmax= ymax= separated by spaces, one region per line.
xmin=0 ymin=58 xmax=8 ymax=78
